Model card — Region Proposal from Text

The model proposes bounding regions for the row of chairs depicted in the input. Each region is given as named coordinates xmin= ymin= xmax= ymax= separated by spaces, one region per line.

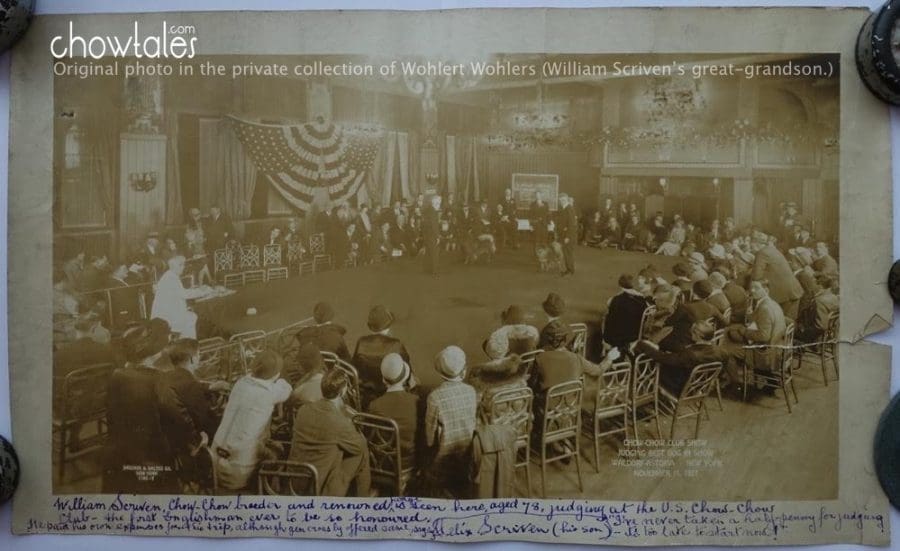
xmin=214 ymin=236 xmax=334 ymax=288
xmin=242 ymin=412 xmax=413 ymax=497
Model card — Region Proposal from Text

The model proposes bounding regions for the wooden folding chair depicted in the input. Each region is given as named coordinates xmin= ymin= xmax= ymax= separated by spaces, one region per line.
xmin=753 ymin=322 xmax=798 ymax=412
xmin=240 ymin=244 xmax=261 ymax=269
xmin=263 ymin=243 xmax=283 ymax=267
xmin=485 ymin=386 xmax=534 ymax=495
xmin=533 ymin=379 xmax=583 ymax=498
xmin=52 ymin=363 xmax=115 ymax=481
xmin=659 ymin=361 xmax=723 ymax=439
xmin=630 ymin=353 xmax=662 ymax=442
xmin=797 ymin=310 xmax=839 ymax=386
xmin=582 ymin=361 xmax=630 ymax=471
xmin=257 ymin=460 xmax=318 ymax=496
xmin=353 ymin=413 xmax=414 ymax=496
xmin=321 ymin=351 xmax=361 ymax=411
xmin=309 ymin=233 xmax=333 ymax=272
xmin=569 ymin=322 xmax=588 ymax=357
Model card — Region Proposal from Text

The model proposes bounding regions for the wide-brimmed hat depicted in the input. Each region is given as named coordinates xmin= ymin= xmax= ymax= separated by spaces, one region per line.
xmin=380 ymin=353 xmax=410 ymax=385
xmin=501 ymin=305 xmax=525 ymax=325
xmin=483 ymin=332 xmax=510 ymax=360
xmin=367 ymin=305 xmax=394 ymax=332
xmin=692 ymin=279 xmax=713 ymax=299
xmin=122 ymin=318 xmax=171 ymax=362
xmin=313 ymin=302 xmax=335 ymax=324
xmin=543 ymin=319 xmax=570 ymax=348
xmin=435 ymin=345 xmax=467 ymax=380
xmin=542 ymin=293 xmax=566 ymax=317
xmin=689 ymin=252 xmax=706 ymax=265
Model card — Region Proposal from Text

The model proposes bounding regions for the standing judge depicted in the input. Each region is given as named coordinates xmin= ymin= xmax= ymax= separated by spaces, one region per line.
xmin=423 ymin=195 xmax=442 ymax=275
xmin=559 ymin=194 xmax=578 ymax=276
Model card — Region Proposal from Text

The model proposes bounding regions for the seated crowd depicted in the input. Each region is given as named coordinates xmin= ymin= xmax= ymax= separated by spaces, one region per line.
xmin=54 ymin=196 xmax=839 ymax=498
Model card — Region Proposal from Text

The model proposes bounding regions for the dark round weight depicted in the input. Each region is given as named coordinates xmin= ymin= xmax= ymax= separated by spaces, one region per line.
xmin=0 ymin=0 xmax=33 ymax=55
xmin=888 ymin=260 xmax=900 ymax=303
xmin=856 ymin=1 xmax=900 ymax=105
xmin=0 ymin=435 xmax=20 ymax=504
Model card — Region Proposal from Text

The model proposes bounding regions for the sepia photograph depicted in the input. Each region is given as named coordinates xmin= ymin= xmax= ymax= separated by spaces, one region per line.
xmin=49 ymin=51 xmax=841 ymax=502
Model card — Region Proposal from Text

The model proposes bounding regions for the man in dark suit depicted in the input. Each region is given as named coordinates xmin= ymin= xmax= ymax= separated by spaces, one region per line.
xmin=289 ymin=369 xmax=371 ymax=496
xmin=603 ymin=274 xmax=652 ymax=350
xmin=750 ymin=233 xmax=803 ymax=320
xmin=368 ymin=353 xmax=420 ymax=472
xmin=634 ymin=320 xmax=729 ymax=396
xmin=158 ymin=338 xmax=228 ymax=485
xmin=558 ymin=194 xmax=578 ymax=276
xmin=295 ymin=302 xmax=351 ymax=361
xmin=502 ymin=188 xmax=519 ymax=249
xmin=204 ymin=206 xmax=233 ymax=252
xmin=422 ymin=195 xmax=442 ymax=275
xmin=659 ymin=283 xmax=719 ymax=352
xmin=352 ymin=305 xmax=415 ymax=408
xmin=723 ymin=279 xmax=787 ymax=386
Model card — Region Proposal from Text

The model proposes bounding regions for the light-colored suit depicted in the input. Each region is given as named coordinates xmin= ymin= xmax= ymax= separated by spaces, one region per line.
xmin=744 ymin=296 xmax=787 ymax=372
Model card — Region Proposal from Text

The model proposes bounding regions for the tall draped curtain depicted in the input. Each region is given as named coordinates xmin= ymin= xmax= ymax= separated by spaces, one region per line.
xmin=397 ymin=131 xmax=411 ymax=199
xmin=407 ymin=131 xmax=420 ymax=196
xmin=165 ymin=112 xmax=183 ymax=225
xmin=381 ymin=131 xmax=397 ymax=207
xmin=445 ymin=135 xmax=457 ymax=198
xmin=456 ymin=136 xmax=474 ymax=202
xmin=81 ymin=107 xmax=118 ymax=224
xmin=199 ymin=118 xmax=257 ymax=220
xmin=378 ymin=131 xmax=416 ymax=206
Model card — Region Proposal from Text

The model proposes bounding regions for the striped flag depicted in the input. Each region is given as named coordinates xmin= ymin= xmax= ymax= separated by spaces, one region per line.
xmin=229 ymin=115 xmax=381 ymax=212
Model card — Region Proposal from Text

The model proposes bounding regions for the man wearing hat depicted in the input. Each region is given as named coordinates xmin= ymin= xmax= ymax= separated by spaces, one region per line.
xmin=750 ymin=231 xmax=804 ymax=320
xmin=705 ymin=272 xmax=733 ymax=323
xmin=352 ymin=305 xmax=414 ymax=408
xmin=103 ymin=318 xmax=180 ymax=494
xmin=212 ymin=349 xmax=293 ymax=491
xmin=424 ymin=345 xmax=477 ymax=495
xmin=368 ymin=353 xmax=420 ymax=471
xmin=688 ymin=252 xmax=709 ymax=283
xmin=294 ymin=301 xmax=351 ymax=362
xmin=671 ymin=262 xmax=693 ymax=295
xmin=659 ymin=280 xmax=719 ymax=352
xmin=538 ymin=292 xmax=571 ymax=350
xmin=290 ymin=369 xmax=371 ymax=497
xmin=812 ymin=242 xmax=839 ymax=280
